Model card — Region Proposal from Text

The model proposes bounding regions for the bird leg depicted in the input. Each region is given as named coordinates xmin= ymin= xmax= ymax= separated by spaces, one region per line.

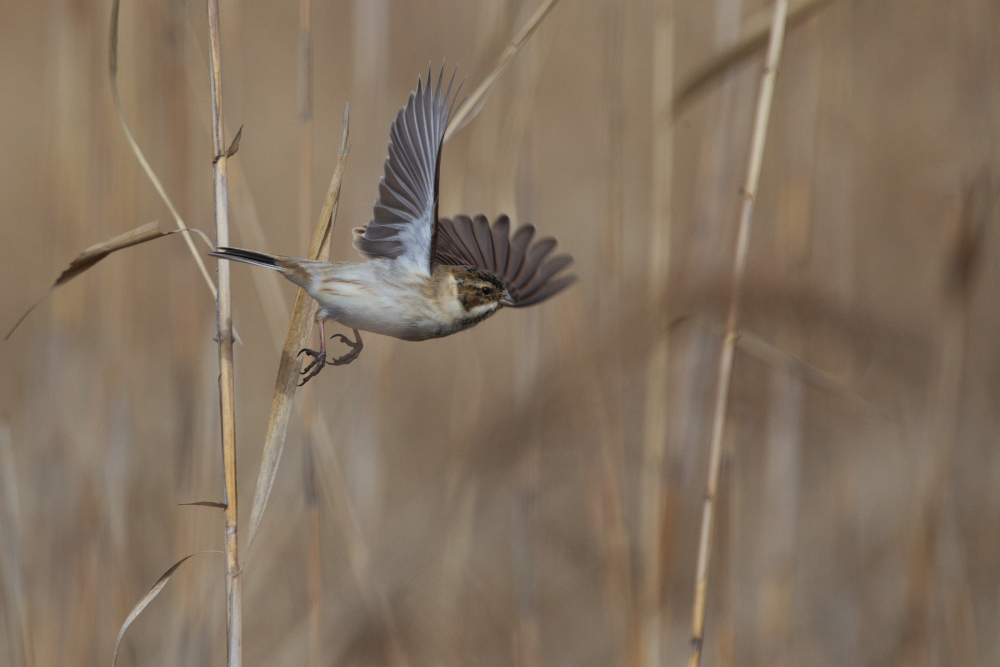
xmin=297 ymin=321 xmax=329 ymax=385
xmin=297 ymin=321 xmax=364 ymax=386
xmin=328 ymin=328 xmax=364 ymax=366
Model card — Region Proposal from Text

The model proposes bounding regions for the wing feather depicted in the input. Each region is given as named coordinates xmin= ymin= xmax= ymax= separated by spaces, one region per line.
xmin=354 ymin=66 xmax=459 ymax=273
xmin=492 ymin=214 xmax=511 ymax=276
xmin=472 ymin=214 xmax=496 ymax=270
xmin=518 ymin=254 xmax=574 ymax=298
xmin=433 ymin=214 xmax=577 ymax=308
xmin=507 ymin=224 xmax=535 ymax=281
xmin=512 ymin=237 xmax=557 ymax=291
xmin=515 ymin=274 xmax=579 ymax=307
xmin=452 ymin=214 xmax=485 ymax=265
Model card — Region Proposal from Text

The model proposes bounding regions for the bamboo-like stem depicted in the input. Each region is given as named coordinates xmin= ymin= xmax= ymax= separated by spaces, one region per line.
xmin=688 ymin=1 xmax=790 ymax=665
xmin=206 ymin=1 xmax=241 ymax=665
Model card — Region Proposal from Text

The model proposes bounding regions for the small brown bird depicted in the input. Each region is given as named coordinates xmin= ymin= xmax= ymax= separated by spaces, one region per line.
xmin=211 ymin=67 xmax=577 ymax=383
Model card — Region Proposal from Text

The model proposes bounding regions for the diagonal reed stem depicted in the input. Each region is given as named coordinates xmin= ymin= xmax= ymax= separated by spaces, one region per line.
xmin=205 ymin=0 xmax=242 ymax=664
xmin=688 ymin=1 xmax=790 ymax=665
xmin=109 ymin=0 xmax=218 ymax=304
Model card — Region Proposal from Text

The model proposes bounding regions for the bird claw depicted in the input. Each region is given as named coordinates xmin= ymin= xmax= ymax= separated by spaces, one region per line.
xmin=296 ymin=328 xmax=363 ymax=386
xmin=328 ymin=332 xmax=363 ymax=365
xmin=297 ymin=348 xmax=327 ymax=386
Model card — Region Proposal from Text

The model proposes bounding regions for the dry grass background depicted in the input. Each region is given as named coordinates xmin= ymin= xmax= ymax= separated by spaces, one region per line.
xmin=2 ymin=0 xmax=1000 ymax=665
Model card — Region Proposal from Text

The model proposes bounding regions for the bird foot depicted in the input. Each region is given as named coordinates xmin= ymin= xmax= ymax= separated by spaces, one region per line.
xmin=296 ymin=328 xmax=363 ymax=386
xmin=297 ymin=347 xmax=328 ymax=386
xmin=328 ymin=330 xmax=363 ymax=366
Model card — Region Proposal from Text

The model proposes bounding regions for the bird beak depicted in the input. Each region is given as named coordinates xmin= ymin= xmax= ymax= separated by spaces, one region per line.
xmin=499 ymin=294 xmax=515 ymax=307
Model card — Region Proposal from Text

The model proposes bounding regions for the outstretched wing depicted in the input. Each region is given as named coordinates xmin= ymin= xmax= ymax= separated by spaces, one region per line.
xmin=434 ymin=214 xmax=578 ymax=307
xmin=353 ymin=66 xmax=460 ymax=274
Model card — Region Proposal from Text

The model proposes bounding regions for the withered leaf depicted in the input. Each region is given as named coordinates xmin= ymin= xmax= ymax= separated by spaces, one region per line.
xmin=178 ymin=501 xmax=227 ymax=509
xmin=224 ymin=125 xmax=243 ymax=159
xmin=113 ymin=551 xmax=220 ymax=667
xmin=6 ymin=222 xmax=168 ymax=340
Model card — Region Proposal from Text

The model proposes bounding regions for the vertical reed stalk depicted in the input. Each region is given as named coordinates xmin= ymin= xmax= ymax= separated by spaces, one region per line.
xmin=206 ymin=1 xmax=241 ymax=664
xmin=639 ymin=1 xmax=673 ymax=664
xmin=296 ymin=1 xmax=323 ymax=665
xmin=688 ymin=1 xmax=789 ymax=665
xmin=597 ymin=8 xmax=631 ymax=659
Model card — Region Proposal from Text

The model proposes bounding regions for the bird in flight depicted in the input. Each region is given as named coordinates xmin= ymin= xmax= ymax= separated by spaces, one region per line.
xmin=211 ymin=67 xmax=577 ymax=384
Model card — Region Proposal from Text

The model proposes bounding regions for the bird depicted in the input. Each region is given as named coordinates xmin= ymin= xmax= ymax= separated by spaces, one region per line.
xmin=210 ymin=66 xmax=577 ymax=384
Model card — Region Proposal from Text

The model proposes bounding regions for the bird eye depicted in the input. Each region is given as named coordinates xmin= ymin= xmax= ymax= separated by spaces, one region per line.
xmin=480 ymin=286 xmax=493 ymax=296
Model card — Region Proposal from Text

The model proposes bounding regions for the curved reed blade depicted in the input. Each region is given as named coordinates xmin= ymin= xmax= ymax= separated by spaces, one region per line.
xmin=5 ymin=221 xmax=169 ymax=340
xmin=112 ymin=551 xmax=220 ymax=667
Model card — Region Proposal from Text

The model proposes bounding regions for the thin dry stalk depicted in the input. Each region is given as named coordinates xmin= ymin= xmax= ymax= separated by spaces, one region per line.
xmin=688 ymin=2 xmax=790 ymax=665
xmin=443 ymin=0 xmax=563 ymax=143
xmin=672 ymin=0 xmax=834 ymax=113
xmin=296 ymin=1 xmax=324 ymax=664
xmin=638 ymin=1 xmax=674 ymax=664
xmin=594 ymin=2 xmax=631 ymax=660
xmin=108 ymin=0 xmax=217 ymax=303
xmin=205 ymin=1 xmax=241 ymax=664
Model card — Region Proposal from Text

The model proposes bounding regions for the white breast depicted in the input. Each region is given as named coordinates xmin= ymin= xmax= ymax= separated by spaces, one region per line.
xmin=301 ymin=259 xmax=451 ymax=341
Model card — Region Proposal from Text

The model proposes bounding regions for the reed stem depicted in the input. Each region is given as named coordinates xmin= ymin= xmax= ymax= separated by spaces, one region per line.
xmin=688 ymin=1 xmax=790 ymax=665
xmin=206 ymin=0 xmax=242 ymax=664
xmin=639 ymin=0 xmax=674 ymax=663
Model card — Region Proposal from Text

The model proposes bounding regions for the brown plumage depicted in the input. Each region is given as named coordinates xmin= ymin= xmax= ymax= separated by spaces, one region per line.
xmin=433 ymin=214 xmax=577 ymax=307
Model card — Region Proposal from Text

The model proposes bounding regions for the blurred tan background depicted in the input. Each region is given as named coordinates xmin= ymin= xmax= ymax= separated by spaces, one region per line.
xmin=2 ymin=0 xmax=999 ymax=665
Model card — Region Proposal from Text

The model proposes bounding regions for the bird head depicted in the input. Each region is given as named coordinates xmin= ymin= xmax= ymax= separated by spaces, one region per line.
xmin=446 ymin=266 xmax=511 ymax=320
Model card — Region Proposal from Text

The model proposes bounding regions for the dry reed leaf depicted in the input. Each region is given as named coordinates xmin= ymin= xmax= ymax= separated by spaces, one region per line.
xmin=224 ymin=125 xmax=243 ymax=161
xmin=5 ymin=221 xmax=169 ymax=340
xmin=244 ymin=106 xmax=351 ymax=560
xmin=443 ymin=0 xmax=563 ymax=143
xmin=112 ymin=551 xmax=220 ymax=667
xmin=109 ymin=0 xmax=218 ymax=302
xmin=672 ymin=0 xmax=836 ymax=114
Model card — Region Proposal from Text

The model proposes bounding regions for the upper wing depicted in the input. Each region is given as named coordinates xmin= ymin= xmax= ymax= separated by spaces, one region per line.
xmin=353 ymin=66 xmax=459 ymax=274
xmin=433 ymin=214 xmax=578 ymax=307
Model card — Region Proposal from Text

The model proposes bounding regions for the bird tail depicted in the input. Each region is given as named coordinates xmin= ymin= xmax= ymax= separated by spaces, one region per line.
xmin=209 ymin=247 xmax=286 ymax=270
xmin=209 ymin=246 xmax=321 ymax=291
